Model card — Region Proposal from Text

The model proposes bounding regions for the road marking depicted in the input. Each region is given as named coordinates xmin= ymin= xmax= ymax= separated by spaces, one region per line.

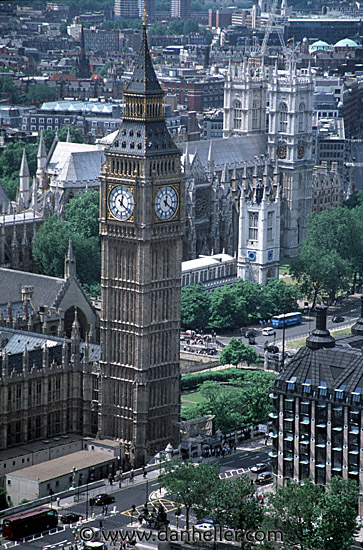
xmin=121 ymin=498 xmax=180 ymax=517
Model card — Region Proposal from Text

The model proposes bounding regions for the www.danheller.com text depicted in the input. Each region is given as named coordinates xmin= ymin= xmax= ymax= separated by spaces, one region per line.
xmin=79 ymin=526 xmax=284 ymax=544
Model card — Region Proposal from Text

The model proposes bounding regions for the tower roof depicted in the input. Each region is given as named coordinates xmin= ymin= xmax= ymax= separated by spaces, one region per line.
xmin=37 ymin=130 xmax=46 ymax=159
xmin=20 ymin=149 xmax=29 ymax=178
xmin=125 ymin=24 xmax=163 ymax=96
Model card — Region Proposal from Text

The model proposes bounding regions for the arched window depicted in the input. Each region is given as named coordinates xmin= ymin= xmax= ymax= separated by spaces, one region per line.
xmin=233 ymin=99 xmax=242 ymax=129
xmin=298 ymin=103 xmax=305 ymax=133
xmin=279 ymin=102 xmax=288 ymax=133
xmin=252 ymin=100 xmax=259 ymax=130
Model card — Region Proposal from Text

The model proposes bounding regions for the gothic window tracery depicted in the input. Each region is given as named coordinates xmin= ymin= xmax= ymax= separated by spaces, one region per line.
xmin=248 ymin=212 xmax=258 ymax=240
xmin=279 ymin=102 xmax=288 ymax=133
xmin=298 ymin=103 xmax=305 ymax=133
xmin=252 ymin=100 xmax=259 ymax=130
xmin=233 ymin=100 xmax=242 ymax=129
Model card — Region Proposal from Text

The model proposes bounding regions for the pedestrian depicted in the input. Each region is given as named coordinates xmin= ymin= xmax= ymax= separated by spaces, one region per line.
xmin=264 ymin=433 xmax=268 ymax=446
xmin=142 ymin=466 xmax=147 ymax=478
xmin=102 ymin=506 xmax=105 ymax=515
xmin=56 ymin=497 xmax=60 ymax=507
xmin=105 ymin=504 xmax=108 ymax=515
xmin=233 ymin=444 xmax=237 ymax=453
xmin=119 ymin=472 xmax=123 ymax=488
xmin=130 ymin=469 xmax=134 ymax=482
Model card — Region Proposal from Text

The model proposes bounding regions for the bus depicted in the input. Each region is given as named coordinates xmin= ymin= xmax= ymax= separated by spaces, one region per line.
xmin=2 ymin=508 xmax=58 ymax=540
xmin=271 ymin=312 xmax=302 ymax=328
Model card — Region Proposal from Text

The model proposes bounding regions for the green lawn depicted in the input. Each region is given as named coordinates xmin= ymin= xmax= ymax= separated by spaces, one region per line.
xmin=181 ymin=391 xmax=205 ymax=406
xmin=289 ymin=327 xmax=352 ymax=349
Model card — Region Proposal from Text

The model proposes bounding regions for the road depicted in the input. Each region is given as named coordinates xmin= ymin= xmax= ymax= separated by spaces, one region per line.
xmin=0 ymin=446 xmax=271 ymax=550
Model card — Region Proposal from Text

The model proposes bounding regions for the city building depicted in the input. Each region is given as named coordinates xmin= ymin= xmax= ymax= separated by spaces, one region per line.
xmin=114 ymin=0 xmax=138 ymax=19
xmin=224 ymin=59 xmax=314 ymax=259
xmin=181 ymin=253 xmax=236 ymax=290
xmin=98 ymin=23 xmax=185 ymax=466
xmin=171 ymin=0 xmax=191 ymax=19
xmin=270 ymin=302 xmax=363 ymax=514
xmin=312 ymin=162 xmax=343 ymax=214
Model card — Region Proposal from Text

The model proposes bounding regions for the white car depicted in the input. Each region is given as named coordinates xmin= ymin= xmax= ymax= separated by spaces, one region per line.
xmin=194 ymin=523 xmax=214 ymax=532
xmin=262 ymin=327 xmax=276 ymax=336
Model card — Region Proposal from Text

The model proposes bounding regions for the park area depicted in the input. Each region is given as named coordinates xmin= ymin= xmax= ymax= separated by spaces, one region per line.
xmin=180 ymin=368 xmax=275 ymax=434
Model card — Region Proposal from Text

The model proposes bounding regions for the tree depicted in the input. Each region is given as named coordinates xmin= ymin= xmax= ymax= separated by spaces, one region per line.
xmin=181 ymin=283 xmax=210 ymax=330
xmin=343 ymin=189 xmax=363 ymax=209
xmin=220 ymin=337 xmax=259 ymax=366
xmin=25 ymin=83 xmax=57 ymax=105
xmin=199 ymin=476 xmax=263 ymax=539
xmin=32 ymin=215 xmax=101 ymax=285
xmin=315 ymin=477 xmax=358 ymax=550
xmin=209 ymin=284 xmax=247 ymax=330
xmin=158 ymin=458 xmax=219 ymax=530
xmin=0 ymin=140 xmax=37 ymax=201
xmin=269 ymin=477 xmax=358 ymax=550
xmin=66 ymin=190 xmax=100 ymax=238
xmin=268 ymin=479 xmax=323 ymax=550
xmin=0 ymin=75 xmax=17 ymax=102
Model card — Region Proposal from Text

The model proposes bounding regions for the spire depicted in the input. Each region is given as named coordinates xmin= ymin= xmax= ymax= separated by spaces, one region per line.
xmin=20 ymin=148 xmax=29 ymax=178
xmin=64 ymin=237 xmax=76 ymax=278
xmin=76 ymin=26 xmax=91 ymax=80
xmin=66 ymin=128 xmax=72 ymax=143
xmin=19 ymin=149 xmax=30 ymax=207
xmin=37 ymin=130 xmax=46 ymax=160
xmin=54 ymin=179 xmax=60 ymax=215
xmin=47 ymin=130 xmax=59 ymax=163
xmin=125 ymin=23 xmax=163 ymax=96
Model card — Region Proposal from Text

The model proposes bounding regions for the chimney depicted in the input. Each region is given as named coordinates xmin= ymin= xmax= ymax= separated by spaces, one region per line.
xmin=306 ymin=305 xmax=335 ymax=350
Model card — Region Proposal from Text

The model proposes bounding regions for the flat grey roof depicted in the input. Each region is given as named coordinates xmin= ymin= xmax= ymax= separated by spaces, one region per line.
xmin=8 ymin=451 xmax=114 ymax=483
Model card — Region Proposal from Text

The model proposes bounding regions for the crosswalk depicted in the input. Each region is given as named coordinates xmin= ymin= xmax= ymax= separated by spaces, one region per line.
xmin=219 ymin=467 xmax=250 ymax=479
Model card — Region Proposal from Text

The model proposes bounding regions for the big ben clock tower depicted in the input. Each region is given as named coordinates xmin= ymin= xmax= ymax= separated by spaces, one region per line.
xmin=99 ymin=22 xmax=184 ymax=466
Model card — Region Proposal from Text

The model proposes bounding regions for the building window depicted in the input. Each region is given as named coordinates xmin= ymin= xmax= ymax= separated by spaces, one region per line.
xmin=298 ymin=103 xmax=305 ymax=133
xmin=92 ymin=376 xmax=99 ymax=401
xmin=279 ymin=102 xmax=288 ymax=133
xmin=252 ymin=100 xmax=259 ymax=130
xmin=233 ymin=100 xmax=242 ymax=129
xmin=267 ymin=211 xmax=274 ymax=241
xmin=248 ymin=212 xmax=258 ymax=240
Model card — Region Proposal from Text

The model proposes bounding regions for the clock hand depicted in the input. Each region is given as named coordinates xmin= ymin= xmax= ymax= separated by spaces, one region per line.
xmin=164 ymin=196 xmax=171 ymax=208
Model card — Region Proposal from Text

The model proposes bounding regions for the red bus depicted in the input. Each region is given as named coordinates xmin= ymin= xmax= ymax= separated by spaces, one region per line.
xmin=2 ymin=508 xmax=58 ymax=540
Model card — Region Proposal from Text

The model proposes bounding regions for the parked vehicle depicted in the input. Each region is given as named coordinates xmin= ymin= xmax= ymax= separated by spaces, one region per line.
xmin=251 ymin=463 xmax=269 ymax=474
xmin=255 ymin=472 xmax=274 ymax=485
xmin=266 ymin=345 xmax=279 ymax=354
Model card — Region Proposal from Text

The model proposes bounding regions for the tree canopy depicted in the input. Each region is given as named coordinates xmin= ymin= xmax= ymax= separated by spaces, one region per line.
xmin=290 ymin=206 xmax=363 ymax=305
xmin=268 ymin=477 xmax=358 ymax=550
xmin=181 ymin=283 xmax=210 ymax=329
xmin=25 ymin=83 xmax=57 ymax=105
xmin=0 ymin=140 xmax=37 ymax=201
xmin=159 ymin=459 xmax=220 ymax=530
xmin=220 ymin=337 xmax=259 ymax=366
xmin=32 ymin=190 xmax=100 ymax=286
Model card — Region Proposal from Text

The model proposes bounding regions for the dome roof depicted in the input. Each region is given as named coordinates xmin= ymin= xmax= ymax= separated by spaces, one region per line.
xmin=309 ymin=40 xmax=330 ymax=52
xmin=334 ymin=38 xmax=361 ymax=48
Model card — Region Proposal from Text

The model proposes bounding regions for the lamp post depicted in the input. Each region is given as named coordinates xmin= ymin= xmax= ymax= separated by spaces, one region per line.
xmin=281 ymin=314 xmax=286 ymax=370
xmin=71 ymin=466 xmax=77 ymax=489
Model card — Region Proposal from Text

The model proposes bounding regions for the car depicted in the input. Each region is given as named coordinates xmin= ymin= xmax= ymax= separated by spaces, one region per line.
xmin=250 ymin=463 xmax=269 ymax=474
xmin=194 ymin=522 xmax=214 ymax=532
xmin=244 ymin=330 xmax=256 ymax=338
xmin=262 ymin=327 xmax=276 ymax=336
xmin=61 ymin=512 xmax=83 ymax=524
xmin=255 ymin=472 xmax=274 ymax=485
xmin=266 ymin=345 xmax=279 ymax=354
xmin=332 ymin=315 xmax=345 ymax=323
xmin=90 ymin=494 xmax=115 ymax=506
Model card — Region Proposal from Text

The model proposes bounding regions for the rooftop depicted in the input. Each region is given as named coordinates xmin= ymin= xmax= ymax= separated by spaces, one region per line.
xmin=8 ymin=451 xmax=114 ymax=483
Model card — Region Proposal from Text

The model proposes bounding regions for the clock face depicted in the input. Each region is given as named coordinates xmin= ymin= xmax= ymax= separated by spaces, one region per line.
xmin=155 ymin=186 xmax=179 ymax=221
xmin=298 ymin=141 xmax=305 ymax=159
xmin=108 ymin=185 xmax=134 ymax=220
xmin=277 ymin=145 xmax=287 ymax=159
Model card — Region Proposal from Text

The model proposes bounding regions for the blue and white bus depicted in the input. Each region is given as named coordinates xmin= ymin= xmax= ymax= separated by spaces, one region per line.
xmin=271 ymin=312 xmax=302 ymax=328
